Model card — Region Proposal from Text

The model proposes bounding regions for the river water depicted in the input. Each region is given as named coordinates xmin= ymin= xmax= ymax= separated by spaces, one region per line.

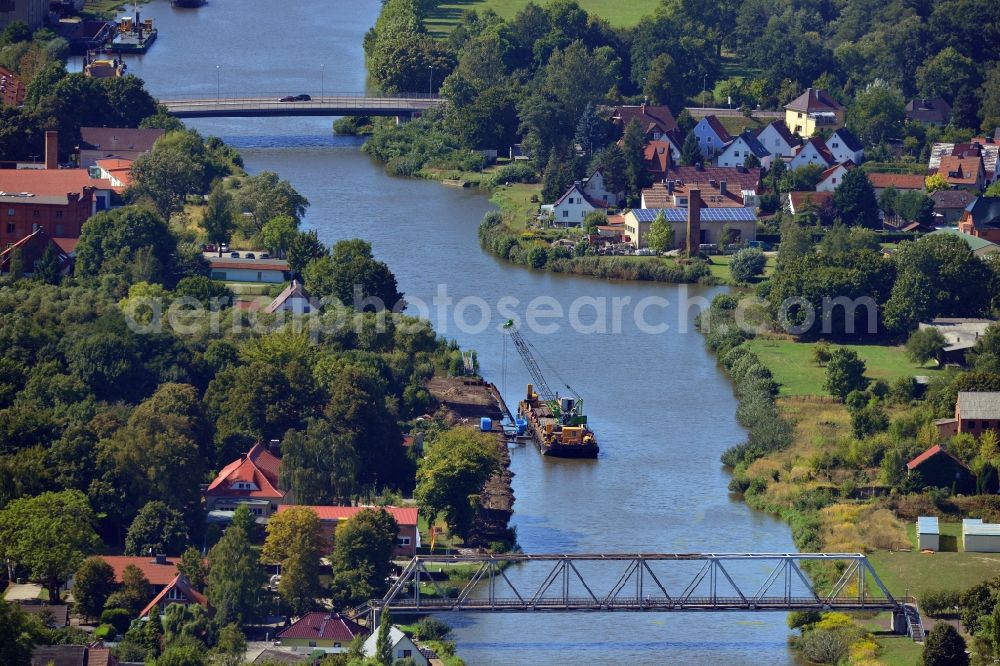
xmin=108 ymin=1 xmax=799 ymax=662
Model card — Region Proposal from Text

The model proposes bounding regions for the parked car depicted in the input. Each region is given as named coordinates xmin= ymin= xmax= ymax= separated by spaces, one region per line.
xmin=220 ymin=243 xmax=229 ymax=252
xmin=278 ymin=95 xmax=296 ymax=102
xmin=259 ymin=252 xmax=270 ymax=259
xmin=698 ymin=243 xmax=720 ymax=255
xmin=229 ymin=252 xmax=240 ymax=258
xmin=294 ymin=94 xmax=311 ymax=101
xmin=635 ymin=248 xmax=653 ymax=256
xmin=245 ymin=252 xmax=256 ymax=259
xmin=724 ymin=243 xmax=741 ymax=255
xmin=203 ymin=243 xmax=216 ymax=252
xmin=747 ymin=240 xmax=770 ymax=250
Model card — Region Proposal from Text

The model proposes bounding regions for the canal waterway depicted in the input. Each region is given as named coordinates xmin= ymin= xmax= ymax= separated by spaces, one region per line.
xmin=112 ymin=1 xmax=799 ymax=662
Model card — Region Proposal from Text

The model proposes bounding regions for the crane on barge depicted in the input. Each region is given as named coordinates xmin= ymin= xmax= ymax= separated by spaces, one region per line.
xmin=502 ymin=320 xmax=598 ymax=458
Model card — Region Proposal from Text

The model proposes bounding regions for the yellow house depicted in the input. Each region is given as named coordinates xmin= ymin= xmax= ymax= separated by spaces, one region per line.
xmin=784 ymin=88 xmax=845 ymax=138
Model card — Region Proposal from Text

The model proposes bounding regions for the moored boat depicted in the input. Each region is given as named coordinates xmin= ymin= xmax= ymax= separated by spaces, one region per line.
xmin=518 ymin=384 xmax=599 ymax=458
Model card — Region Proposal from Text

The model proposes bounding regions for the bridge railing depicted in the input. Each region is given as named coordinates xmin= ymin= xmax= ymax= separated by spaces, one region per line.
xmin=158 ymin=91 xmax=443 ymax=103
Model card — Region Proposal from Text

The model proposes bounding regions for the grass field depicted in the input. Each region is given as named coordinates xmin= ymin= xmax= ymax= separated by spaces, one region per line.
xmin=425 ymin=0 xmax=659 ymax=34
xmin=868 ymin=523 xmax=1000 ymax=600
xmin=746 ymin=338 xmax=942 ymax=396
xmin=705 ymin=253 xmax=776 ymax=282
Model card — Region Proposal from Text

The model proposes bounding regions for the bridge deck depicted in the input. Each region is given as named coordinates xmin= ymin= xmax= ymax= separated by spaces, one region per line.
xmin=384 ymin=596 xmax=901 ymax=612
xmin=160 ymin=95 xmax=444 ymax=118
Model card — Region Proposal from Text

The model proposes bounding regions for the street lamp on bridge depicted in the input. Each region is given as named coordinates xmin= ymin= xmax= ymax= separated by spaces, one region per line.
xmin=321 ymin=64 xmax=325 ymax=100
xmin=428 ymin=65 xmax=434 ymax=96
xmin=216 ymin=65 xmax=221 ymax=102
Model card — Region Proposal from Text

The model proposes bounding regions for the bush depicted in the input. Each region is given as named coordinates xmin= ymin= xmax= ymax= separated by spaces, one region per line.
xmin=795 ymin=628 xmax=851 ymax=664
xmin=921 ymin=623 xmax=968 ymax=665
xmin=100 ymin=607 xmax=132 ymax=634
xmin=94 ymin=623 xmax=116 ymax=640
xmin=414 ymin=616 xmax=453 ymax=641
xmin=729 ymin=247 xmax=766 ymax=283
xmin=526 ymin=246 xmax=549 ymax=268
xmin=919 ymin=589 xmax=961 ymax=617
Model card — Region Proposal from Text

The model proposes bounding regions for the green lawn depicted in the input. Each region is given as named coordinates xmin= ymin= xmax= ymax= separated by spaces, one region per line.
xmin=868 ymin=523 xmax=1000 ymax=600
xmin=746 ymin=338 xmax=942 ymax=396
xmin=490 ymin=183 xmax=542 ymax=230
xmin=706 ymin=254 xmax=776 ymax=283
xmin=716 ymin=116 xmax=766 ymax=137
xmin=425 ymin=0 xmax=659 ymax=34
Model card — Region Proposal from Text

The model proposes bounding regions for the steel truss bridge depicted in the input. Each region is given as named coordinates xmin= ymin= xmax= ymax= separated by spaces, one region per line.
xmin=361 ymin=553 xmax=924 ymax=640
xmin=159 ymin=93 xmax=444 ymax=119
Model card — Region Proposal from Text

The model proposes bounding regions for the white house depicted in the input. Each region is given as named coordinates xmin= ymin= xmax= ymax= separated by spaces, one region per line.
xmin=208 ymin=257 xmax=289 ymax=284
xmin=549 ymin=181 xmax=605 ymax=226
xmin=363 ymin=627 xmax=429 ymax=666
xmin=692 ymin=115 xmax=733 ymax=160
xmin=816 ymin=162 xmax=852 ymax=192
xmin=755 ymin=120 xmax=800 ymax=159
xmin=788 ymin=137 xmax=836 ymax=171
xmin=582 ymin=168 xmax=624 ymax=207
xmin=715 ymin=131 xmax=771 ymax=169
xmin=265 ymin=279 xmax=319 ymax=314
xmin=825 ymin=128 xmax=864 ymax=165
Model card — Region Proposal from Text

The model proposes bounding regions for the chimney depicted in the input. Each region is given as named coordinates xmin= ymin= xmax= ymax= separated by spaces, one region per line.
xmin=67 ymin=192 xmax=79 ymax=203
xmin=154 ymin=554 xmax=167 ymax=565
xmin=687 ymin=188 xmax=702 ymax=258
xmin=667 ymin=180 xmax=674 ymax=194
xmin=268 ymin=438 xmax=280 ymax=454
xmin=696 ymin=162 xmax=704 ymax=172
xmin=720 ymin=180 xmax=727 ymax=195
xmin=44 ymin=130 xmax=57 ymax=170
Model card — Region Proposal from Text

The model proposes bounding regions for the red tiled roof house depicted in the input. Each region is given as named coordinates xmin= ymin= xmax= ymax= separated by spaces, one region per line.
xmin=139 ymin=573 xmax=208 ymax=618
xmin=906 ymin=444 xmax=975 ymax=494
xmin=278 ymin=505 xmax=420 ymax=558
xmin=276 ymin=612 xmax=366 ymax=652
xmin=205 ymin=442 xmax=287 ymax=518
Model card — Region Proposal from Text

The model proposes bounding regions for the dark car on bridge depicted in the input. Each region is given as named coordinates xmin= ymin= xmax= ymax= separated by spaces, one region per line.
xmin=278 ymin=95 xmax=296 ymax=102
xmin=295 ymin=94 xmax=311 ymax=101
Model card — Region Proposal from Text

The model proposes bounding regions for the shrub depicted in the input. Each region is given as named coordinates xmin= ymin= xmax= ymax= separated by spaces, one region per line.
xmin=729 ymin=247 xmax=766 ymax=283
xmin=788 ymin=610 xmax=821 ymax=629
xmin=94 ymin=623 xmax=116 ymax=640
xmin=100 ymin=607 xmax=132 ymax=634
xmin=921 ymin=623 xmax=968 ymax=666
xmin=414 ymin=616 xmax=453 ymax=641
xmin=526 ymin=246 xmax=548 ymax=268
xmin=795 ymin=628 xmax=851 ymax=664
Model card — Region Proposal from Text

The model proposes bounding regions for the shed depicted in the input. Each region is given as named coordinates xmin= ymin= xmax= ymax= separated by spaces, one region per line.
xmin=916 ymin=516 xmax=939 ymax=551
xmin=963 ymin=519 xmax=1000 ymax=553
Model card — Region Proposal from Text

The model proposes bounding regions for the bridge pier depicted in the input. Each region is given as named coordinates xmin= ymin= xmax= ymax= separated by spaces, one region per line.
xmin=890 ymin=609 xmax=907 ymax=634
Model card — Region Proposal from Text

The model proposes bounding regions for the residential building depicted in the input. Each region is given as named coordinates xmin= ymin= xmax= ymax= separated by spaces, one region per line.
xmin=786 ymin=191 xmax=834 ymax=217
xmin=208 ymin=256 xmax=289 ymax=283
xmin=548 ymin=180 xmax=606 ymax=226
xmin=963 ymin=519 xmax=1000 ymax=552
xmin=0 ymin=0 xmax=48 ymax=31
xmin=905 ymin=98 xmax=951 ymax=126
xmin=816 ymin=162 xmax=853 ymax=193
xmin=715 ymin=131 xmax=771 ymax=169
xmin=277 ymin=505 xmax=419 ymax=558
xmin=788 ymin=137 xmax=836 ymax=171
xmin=755 ymin=120 xmax=800 ymax=159
xmin=692 ymin=115 xmax=732 ymax=159
xmin=641 ymin=178 xmax=747 ymax=210
xmin=0 ymin=161 xmax=115 ymax=250
xmin=79 ymin=127 xmax=165 ymax=167
xmin=640 ymin=164 xmax=763 ymax=207
xmin=784 ymin=88 xmax=845 ymax=137
xmin=935 ymin=392 xmax=1000 ymax=440
xmin=98 ymin=554 xmax=184 ymax=590
xmin=140 ymin=574 xmax=209 ymax=618
xmin=927 ymin=227 xmax=1000 ymax=257
xmin=362 ymin=627 xmax=429 ymax=666
xmin=31 ymin=643 xmax=117 ymax=666
xmin=929 ymin=140 xmax=999 ymax=184
xmin=611 ymin=104 xmax=677 ymax=140
xmin=265 ymin=279 xmax=319 ymax=315
xmin=277 ymin=612 xmax=366 ymax=652
xmin=0 ymin=228 xmax=74 ymax=276
xmin=905 ymin=444 xmax=975 ymax=494
xmin=931 ymin=189 xmax=975 ymax=224
xmin=582 ymin=168 xmax=624 ymax=208
xmin=93 ymin=158 xmax=133 ymax=192
xmin=866 ymin=172 xmax=926 ymax=198
xmin=938 ymin=154 xmax=986 ymax=190
xmin=0 ymin=65 xmax=26 ymax=107
xmin=957 ymin=197 xmax=1000 ymax=243
xmin=623 ymin=201 xmax=757 ymax=250
xmin=204 ymin=442 xmax=287 ymax=518
xmin=918 ymin=318 xmax=995 ymax=365
xmin=825 ymin=128 xmax=864 ymax=165
xmin=644 ymin=140 xmax=676 ymax=177
xmin=16 ymin=601 xmax=70 ymax=628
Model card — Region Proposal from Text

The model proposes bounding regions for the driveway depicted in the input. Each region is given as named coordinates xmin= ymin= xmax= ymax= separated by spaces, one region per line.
xmin=4 ymin=583 xmax=44 ymax=601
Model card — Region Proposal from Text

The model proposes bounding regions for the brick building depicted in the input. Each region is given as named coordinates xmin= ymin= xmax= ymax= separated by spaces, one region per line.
xmin=935 ymin=391 xmax=1000 ymax=439
xmin=958 ymin=197 xmax=1000 ymax=244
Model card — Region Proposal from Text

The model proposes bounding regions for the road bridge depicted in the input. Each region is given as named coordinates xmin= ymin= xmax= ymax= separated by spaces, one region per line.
xmin=159 ymin=93 xmax=444 ymax=119
xmin=360 ymin=552 xmax=924 ymax=640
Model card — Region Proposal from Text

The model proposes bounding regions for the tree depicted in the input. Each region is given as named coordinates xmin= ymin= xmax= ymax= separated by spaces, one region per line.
xmin=645 ymin=210 xmax=674 ymax=253
xmin=414 ymin=429 xmax=502 ymax=539
xmin=987 ymin=181 xmax=1000 ymax=198
xmin=540 ymin=148 xmax=572 ymax=203
xmin=105 ymin=564 xmax=151 ymax=616
xmin=824 ymin=348 xmax=869 ymax=400
xmin=588 ymin=144 xmax=628 ymax=195
xmin=375 ymin=608 xmax=393 ymax=666
xmin=0 ymin=599 xmax=47 ymax=666
xmin=0 ymin=490 xmax=100 ymax=601
xmin=201 ymin=184 xmax=235 ymax=256
xmin=894 ymin=191 xmax=934 ymax=224
xmin=177 ymin=547 xmax=208 ymax=591
xmin=302 ymin=239 xmax=403 ymax=311
xmin=129 ymin=141 xmax=205 ymax=220
xmin=880 ymin=448 xmax=905 ymax=487
xmin=232 ymin=171 xmax=309 ymax=236
xmin=572 ymin=102 xmax=604 ymax=156
xmin=921 ymin=623 xmax=968 ymax=666
xmin=34 ymin=244 xmax=63 ymax=285
xmin=680 ymin=130 xmax=701 ymax=166
xmin=155 ymin=642 xmax=209 ymax=666
xmin=259 ymin=215 xmax=298 ymax=257
xmin=205 ymin=506 xmax=265 ymax=626
xmin=329 ymin=509 xmax=399 ymax=608
xmin=623 ymin=118 xmax=649 ymax=198
xmin=925 ymin=173 xmax=950 ymax=193
xmin=125 ymin=501 xmax=189 ymax=556
xmin=848 ymin=82 xmax=905 ymax=146
xmin=813 ymin=341 xmax=832 ymax=367
xmin=75 ymin=206 xmax=180 ymax=286
xmin=287 ymin=230 xmax=327 ymax=275
xmin=833 ymin=170 xmax=879 ymax=229
xmin=72 ymin=557 xmax=116 ymax=620
xmin=906 ymin=328 xmax=946 ymax=367
xmin=261 ymin=506 xmax=323 ymax=616
xmin=279 ymin=418 xmax=359 ymax=505
xmin=644 ymin=53 xmax=686 ymax=114
xmin=729 ymin=247 xmax=766 ymax=283
xmin=213 ymin=624 xmax=246 ymax=666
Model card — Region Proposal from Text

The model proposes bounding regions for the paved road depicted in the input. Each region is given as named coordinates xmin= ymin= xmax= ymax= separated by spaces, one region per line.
xmin=161 ymin=95 xmax=444 ymax=118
